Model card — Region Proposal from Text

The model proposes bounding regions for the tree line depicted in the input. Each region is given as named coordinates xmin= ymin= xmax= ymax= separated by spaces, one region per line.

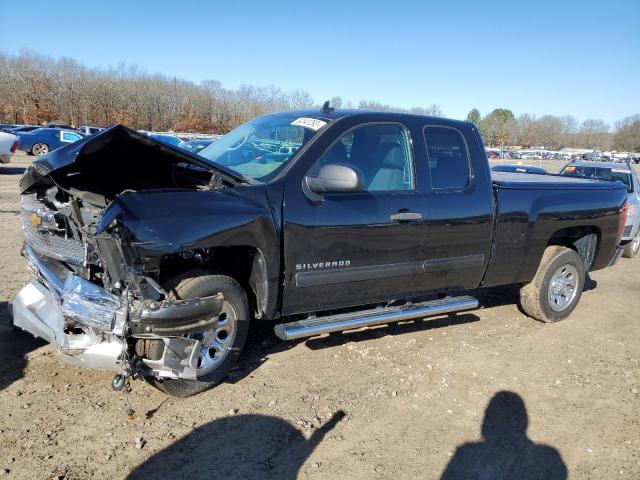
xmin=470 ymin=108 xmax=639 ymax=151
xmin=0 ymin=50 xmax=443 ymax=135
xmin=1 ymin=50 xmax=638 ymax=151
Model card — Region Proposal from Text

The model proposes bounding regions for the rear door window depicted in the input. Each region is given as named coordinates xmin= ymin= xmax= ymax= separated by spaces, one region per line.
xmin=424 ymin=126 xmax=471 ymax=190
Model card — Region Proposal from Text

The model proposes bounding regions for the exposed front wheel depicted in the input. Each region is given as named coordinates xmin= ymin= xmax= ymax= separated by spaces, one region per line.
xmin=149 ymin=271 xmax=250 ymax=397
xmin=519 ymin=246 xmax=585 ymax=323
xmin=31 ymin=143 xmax=50 ymax=156
xmin=622 ymin=235 xmax=639 ymax=258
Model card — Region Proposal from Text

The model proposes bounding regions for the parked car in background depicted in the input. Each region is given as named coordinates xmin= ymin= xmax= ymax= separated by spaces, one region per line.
xmin=148 ymin=133 xmax=182 ymax=147
xmin=0 ymin=124 xmax=16 ymax=132
xmin=77 ymin=125 xmax=104 ymax=136
xmin=491 ymin=164 xmax=548 ymax=175
xmin=17 ymin=128 xmax=84 ymax=156
xmin=0 ymin=131 xmax=19 ymax=163
xmin=560 ymin=161 xmax=640 ymax=257
xmin=8 ymin=125 xmax=41 ymax=134
xmin=179 ymin=139 xmax=214 ymax=154
xmin=43 ymin=121 xmax=73 ymax=129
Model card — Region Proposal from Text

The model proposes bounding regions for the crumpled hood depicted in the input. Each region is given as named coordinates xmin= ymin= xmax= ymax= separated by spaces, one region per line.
xmin=20 ymin=124 xmax=243 ymax=194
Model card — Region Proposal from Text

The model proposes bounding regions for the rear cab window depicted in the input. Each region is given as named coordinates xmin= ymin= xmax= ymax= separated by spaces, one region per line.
xmin=423 ymin=126 xmax=471 ymax=190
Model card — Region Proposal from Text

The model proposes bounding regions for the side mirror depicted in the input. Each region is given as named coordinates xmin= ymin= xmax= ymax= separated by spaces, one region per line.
xmin=304 ymin=164 xmax=364 ymax=201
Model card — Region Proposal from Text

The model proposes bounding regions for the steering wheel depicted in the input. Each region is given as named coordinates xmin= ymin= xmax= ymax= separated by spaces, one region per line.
xmin=226 ymin=134 xmax=249 ymax=151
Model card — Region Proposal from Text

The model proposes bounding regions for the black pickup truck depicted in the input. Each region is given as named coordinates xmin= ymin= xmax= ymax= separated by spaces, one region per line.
xmin=13 ymin=109 xmax=628 ymax=397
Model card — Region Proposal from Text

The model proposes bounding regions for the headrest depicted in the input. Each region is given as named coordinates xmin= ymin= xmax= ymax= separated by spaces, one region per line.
xmin=381 ymin=143 xmax=405 ymax=169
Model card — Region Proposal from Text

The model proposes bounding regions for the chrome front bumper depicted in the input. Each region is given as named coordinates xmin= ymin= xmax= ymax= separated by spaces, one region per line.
xmin=13 ymin=244 xmax=223 ymax=379
xmin=13 ymin=281 xmax=125 ymax=371
xmin=13 ymin=244 xmax=126 ymax=372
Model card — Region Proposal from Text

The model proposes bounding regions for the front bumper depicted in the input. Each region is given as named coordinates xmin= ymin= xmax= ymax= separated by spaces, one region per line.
xmin=13 ymin=280 xmax=125 ymax=371
xmin=13 ymin=244 xmax=224 ymax=378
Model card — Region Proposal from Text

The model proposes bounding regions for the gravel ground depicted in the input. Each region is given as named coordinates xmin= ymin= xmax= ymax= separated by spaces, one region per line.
xmin=0 ymin=152 xmax=638 ymax=479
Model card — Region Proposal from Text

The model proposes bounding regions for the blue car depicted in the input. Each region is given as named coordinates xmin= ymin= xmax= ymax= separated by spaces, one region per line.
xmin=17 ymin=128 xmax=84 ymax=156
xmin=8 ymin=125 xmax=41 ymax=134
xmin=149 ymin=133 xmax=182 ymax=147
xmin=179 ymin=139 xmax=214 ymax=154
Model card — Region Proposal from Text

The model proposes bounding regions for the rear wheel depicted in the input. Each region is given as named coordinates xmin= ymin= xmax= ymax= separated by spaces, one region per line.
xmin=31 ymin=143 xmax=50 ymax=156
xmin=520 ymin=246 xmax=585 ymax=323
xmin=148 ymin=270 xmax=250 ymax=397
xmin=622 ymin=234 xmax=639 ymax=258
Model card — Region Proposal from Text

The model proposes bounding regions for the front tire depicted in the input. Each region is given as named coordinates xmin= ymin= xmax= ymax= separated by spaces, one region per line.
xmin=520 ymin=246 xmax=585 ymax=323
xmin=149 ymin=271 xmax=250 ymax=397
xmin=31 ymin=143 xmax=50 ymax=156
xmin=622 ymin=235 xmax=639 ymax=258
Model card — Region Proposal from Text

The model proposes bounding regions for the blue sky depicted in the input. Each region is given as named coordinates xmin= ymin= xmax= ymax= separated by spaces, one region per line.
xmin=1 ymin=0 xmax=638 ymax=125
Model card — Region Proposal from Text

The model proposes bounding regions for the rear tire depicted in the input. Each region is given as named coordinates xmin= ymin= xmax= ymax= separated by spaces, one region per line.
xmin=31 ymin=143 xmax=50 ymax=156
xmin=520 ymin=246 xmax=585 ymax=323
xmin=148 ymin=270 xmax=250 ymax=397
xmin=622 ymin=235 xmax=639 ymax=258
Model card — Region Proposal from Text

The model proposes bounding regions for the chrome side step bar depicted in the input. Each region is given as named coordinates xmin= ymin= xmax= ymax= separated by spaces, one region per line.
xmin=274 ymin=295 xmax=479 ymax=341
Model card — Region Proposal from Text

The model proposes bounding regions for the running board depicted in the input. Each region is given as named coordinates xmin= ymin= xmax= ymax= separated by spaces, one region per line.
xmin=274 ymin=295 xmax=479 ymax=341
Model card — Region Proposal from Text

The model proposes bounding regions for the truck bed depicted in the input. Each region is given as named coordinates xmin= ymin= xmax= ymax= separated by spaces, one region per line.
xmin=482 ymin=172 xmax=626 ymax=289
xmin=491 ymin=171 xmax=627 ymax=190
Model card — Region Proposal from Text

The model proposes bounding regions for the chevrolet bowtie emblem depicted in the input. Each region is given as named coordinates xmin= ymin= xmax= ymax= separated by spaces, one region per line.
xmin=30 ymin=213 xmax=42 ymax=227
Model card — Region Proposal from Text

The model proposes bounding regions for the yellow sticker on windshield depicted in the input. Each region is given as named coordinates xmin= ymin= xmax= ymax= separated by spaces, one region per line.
xmin=291 ymin=117 xmax=327 ymax=131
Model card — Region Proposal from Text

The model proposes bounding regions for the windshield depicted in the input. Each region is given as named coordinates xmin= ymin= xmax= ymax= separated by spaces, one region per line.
xmin=198 ymin=114 xmax=328 ymax=181
xmin=560 ymin=165 xmax=633 ymax=192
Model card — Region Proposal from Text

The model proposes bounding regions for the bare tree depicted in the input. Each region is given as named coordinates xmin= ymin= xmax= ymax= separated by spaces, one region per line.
xmin=579 ymin=119 xmax=610 ymax=149
xmin=613 ymin=114 xmax=640 ymax=151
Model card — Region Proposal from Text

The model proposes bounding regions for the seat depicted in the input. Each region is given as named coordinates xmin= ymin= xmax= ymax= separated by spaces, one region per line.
xmin=368 ymin=143 xmax=406 ymax=191
xmin=322 ymin=141 xmax=348 ymax=165
xmin=310 ymin=141 xmax=349 ymax=176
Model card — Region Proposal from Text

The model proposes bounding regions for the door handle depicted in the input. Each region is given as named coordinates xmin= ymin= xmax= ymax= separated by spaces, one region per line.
xmin=390 ymin=211 xmax=423 ymax=222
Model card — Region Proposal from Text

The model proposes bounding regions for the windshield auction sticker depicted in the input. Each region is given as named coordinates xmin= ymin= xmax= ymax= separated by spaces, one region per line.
xmin=291 ymin=117 xmax=327 ymax=131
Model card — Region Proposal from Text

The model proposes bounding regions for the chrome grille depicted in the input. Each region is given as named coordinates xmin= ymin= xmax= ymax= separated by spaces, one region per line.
xmin=21 ymin=194 xmax=86 ymax=265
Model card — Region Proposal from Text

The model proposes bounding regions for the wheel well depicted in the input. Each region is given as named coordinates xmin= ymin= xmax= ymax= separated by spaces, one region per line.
xmin=158 ymin=246 xmax=267 ymax=319
xmin=547 ymin=227 xmax=600 ymax=270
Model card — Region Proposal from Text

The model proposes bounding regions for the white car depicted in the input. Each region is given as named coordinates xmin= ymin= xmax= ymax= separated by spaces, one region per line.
xmin=0 ymin=131 xmax=18 ymax=164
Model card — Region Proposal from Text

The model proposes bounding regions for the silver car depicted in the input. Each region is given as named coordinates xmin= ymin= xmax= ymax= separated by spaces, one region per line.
xmin=560 ymin=161 xmax=640 ymax=257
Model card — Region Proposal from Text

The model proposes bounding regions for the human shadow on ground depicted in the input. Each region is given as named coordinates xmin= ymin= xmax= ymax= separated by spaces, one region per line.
xmin=0 ymin=301 xmax=45 ymax=392
xmin=441 ymin=391 xmax=567 ymax=480
xmin=127 ymin=410 xmax=346 ymax=479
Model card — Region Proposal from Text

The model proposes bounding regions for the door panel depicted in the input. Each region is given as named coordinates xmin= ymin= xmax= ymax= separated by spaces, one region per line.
xmin=283 ymin=192 xmax=428 ymax=314
xmin=282 ymin=122 xmax=424 ymax=315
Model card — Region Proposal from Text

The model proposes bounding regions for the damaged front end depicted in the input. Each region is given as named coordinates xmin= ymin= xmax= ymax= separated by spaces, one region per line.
xmin=12 ymin=125 xmax=240 ymax=381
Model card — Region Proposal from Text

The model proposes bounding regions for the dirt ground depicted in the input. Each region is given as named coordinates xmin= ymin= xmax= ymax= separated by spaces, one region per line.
xmin=0 ymin=152 xmax=638 ymax=480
